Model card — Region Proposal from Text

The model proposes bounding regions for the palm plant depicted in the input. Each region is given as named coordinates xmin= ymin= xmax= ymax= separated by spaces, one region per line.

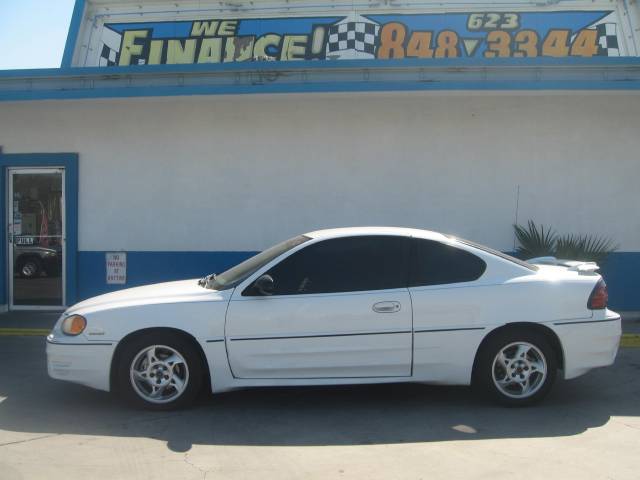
xmin=555 ymin=234 xmax=617 ymax=263
xmin=513 ymin=220 xmax=557 ymax=259
xmin=513 ymin=220 xmax=617 ymax=263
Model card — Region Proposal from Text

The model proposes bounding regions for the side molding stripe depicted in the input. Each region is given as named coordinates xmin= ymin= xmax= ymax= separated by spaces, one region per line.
xmin=414 ymin=327 xmax=486 ymax=333
xmin=230 ymin=330 xmax=412 ymax=342
xmin=554 ymin=318 xmax=621 ymax=326
xmin=46 ymin=340 xmax=113 ymax=346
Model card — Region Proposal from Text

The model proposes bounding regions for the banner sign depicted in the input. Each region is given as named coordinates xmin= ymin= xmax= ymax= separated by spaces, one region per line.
xmin=98 ymin=10 xmax=627 ymax=67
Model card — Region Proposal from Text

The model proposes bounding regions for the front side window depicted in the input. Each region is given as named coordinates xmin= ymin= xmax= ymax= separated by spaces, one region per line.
xmin=245 ymin=235 xmax=409 ymax=296
xmin=409 ymin=238 xmax=486 ymax=287
xmin=210 ymin=235 xmax=309 ymax=290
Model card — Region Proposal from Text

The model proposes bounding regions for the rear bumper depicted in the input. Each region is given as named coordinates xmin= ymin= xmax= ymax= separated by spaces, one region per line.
xmin=46 ymin=335 xmax=116 ymax=391
xmin=552 ymin=311 xmax=622 ymax=380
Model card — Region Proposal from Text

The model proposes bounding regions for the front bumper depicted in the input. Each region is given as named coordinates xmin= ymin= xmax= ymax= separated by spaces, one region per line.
xmin=46 ymin=335 xmax=116 ymax=392
xmin=552 ymin=311 xmax=622 ymax=380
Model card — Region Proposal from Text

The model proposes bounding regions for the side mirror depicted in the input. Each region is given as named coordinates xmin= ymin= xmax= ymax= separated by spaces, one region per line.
xmin=254 ymin=274 xmax=275 ymax=296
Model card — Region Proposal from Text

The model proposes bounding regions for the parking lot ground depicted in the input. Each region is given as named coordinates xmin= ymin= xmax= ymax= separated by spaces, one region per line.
xmin=0 ymin=336 xmax=639 ymax=480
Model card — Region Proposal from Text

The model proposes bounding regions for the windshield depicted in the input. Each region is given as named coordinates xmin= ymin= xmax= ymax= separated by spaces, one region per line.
xmin=450 ymin=237 xmax=539 ymax=272
xmin=205 ymin=235 xmax=310 ymax=290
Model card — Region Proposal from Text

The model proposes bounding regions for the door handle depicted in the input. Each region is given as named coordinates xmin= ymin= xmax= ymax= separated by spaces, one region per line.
xmin=372 ymin=301 xmax=401 ymax=313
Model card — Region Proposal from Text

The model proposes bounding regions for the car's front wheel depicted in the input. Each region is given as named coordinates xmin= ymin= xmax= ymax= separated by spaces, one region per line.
xmin=475 ymin=330 xmax=557 ymax=406
xmin=116 ymin=332 xmax=204 ymax=410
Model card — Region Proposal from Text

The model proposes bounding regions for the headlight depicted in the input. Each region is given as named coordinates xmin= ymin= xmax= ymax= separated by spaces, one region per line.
xmin=61 ymin=315 xmax=87 ymax=336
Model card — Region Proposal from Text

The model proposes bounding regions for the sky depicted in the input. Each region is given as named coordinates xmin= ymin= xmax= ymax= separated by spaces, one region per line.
xmin=0 ymin=0 xmax=76 ymax=70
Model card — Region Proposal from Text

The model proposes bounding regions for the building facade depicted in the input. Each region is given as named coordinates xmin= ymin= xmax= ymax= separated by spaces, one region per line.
xmin=0 ymin=0 xmax=639 ymax=311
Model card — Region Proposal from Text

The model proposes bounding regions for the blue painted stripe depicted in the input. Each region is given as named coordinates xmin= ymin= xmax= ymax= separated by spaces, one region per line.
xmin=61 ymin=0 xmax=87 ymax=68
xmin=2 ymin=56 xmax=639 ymax=78
xmin=2 ymin=79 xmax=640 ymax=103
xmin=2 ymin=57 xmax=639 ymax=101
xmin=75 ymin=250 xmax=640 ymax=311
xmin=600 ymin=252 xmax=640 ymax=312
xmin=78 ymin=251 xmax=256 ymax=300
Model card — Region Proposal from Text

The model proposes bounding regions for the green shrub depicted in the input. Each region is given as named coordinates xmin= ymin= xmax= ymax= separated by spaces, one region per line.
xmin=513 ymin=220 xmax=557 ymax=258
xmin=555 ymin=234 xmax=617 ymax=263
xmin=513 ymin=221 xmax=617 ymax=263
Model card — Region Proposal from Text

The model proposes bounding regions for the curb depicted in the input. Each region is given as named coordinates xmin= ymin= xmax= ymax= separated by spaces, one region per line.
xmin=0 ymin=328 xmax=639 ymax=347
xmin=621 ymin=334 xmax=640 ymax=348
xmin=0 ymin=328 xmax=50 ymax=336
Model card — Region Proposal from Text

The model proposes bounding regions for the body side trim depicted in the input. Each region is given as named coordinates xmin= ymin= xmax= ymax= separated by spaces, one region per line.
xmin=46 ymin=339 xmax=113 ymax=346
xmin=229 ymin=330 xmax=412 ymax=342
xmin=414 ymin=327 xmax=486 ymax=333
xmin=554 ymin=317 xmax=621 ymax=326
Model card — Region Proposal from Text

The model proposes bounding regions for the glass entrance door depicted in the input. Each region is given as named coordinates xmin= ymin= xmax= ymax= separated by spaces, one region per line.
xmin=8 ymin=168 xmax=65 ymax=308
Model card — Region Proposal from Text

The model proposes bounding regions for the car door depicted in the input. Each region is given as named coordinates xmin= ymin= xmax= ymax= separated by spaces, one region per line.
xmin=408 ymin=237 xmax=490 ymax=383
xmin=225 ymin=235 xmax=413 ymax=379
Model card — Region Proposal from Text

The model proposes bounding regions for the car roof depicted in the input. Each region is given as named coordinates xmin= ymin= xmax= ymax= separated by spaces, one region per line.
xmin=304 ymin=226 xmax=449 ymax=242
xmin=303 ymin=227 xmax=538 ymax=275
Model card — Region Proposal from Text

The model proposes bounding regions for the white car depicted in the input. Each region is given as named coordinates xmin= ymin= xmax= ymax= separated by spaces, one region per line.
xmin=47 ymin=227 xmax=621 ymax=409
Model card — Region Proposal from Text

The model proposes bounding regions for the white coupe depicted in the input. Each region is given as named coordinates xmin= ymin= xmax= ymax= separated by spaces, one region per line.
xmin=47 ymin=227 xmax=621 ymax=409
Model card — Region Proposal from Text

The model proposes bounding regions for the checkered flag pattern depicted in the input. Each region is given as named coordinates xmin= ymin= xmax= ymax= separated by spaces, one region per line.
xmin=597 ymin=23 xmax=620 ymax=57
xmin=327 ymin=22 xmax=380 ymax=55
xmin=99 ymin=44 xmax=118 ymax=66
xmin=98 ymin=27 xmax=122 ymax=67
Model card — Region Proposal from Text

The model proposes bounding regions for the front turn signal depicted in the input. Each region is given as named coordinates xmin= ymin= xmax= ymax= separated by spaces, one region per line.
xmin=61 ymin=315 xmax=87 ymax=336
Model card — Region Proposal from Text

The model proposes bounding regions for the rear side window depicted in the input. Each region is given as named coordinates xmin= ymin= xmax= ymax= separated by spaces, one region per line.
xmin=409 ymin=239 xmax=486 ymax=287
xmin=452 ymin=237 xmax=538 ymax=272
xmin=251 ymin=235 xmax=409 ymax=296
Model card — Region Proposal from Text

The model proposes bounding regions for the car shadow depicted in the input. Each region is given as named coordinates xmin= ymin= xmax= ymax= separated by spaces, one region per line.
xmin=1 ymin=338 xmax=639 ymax=452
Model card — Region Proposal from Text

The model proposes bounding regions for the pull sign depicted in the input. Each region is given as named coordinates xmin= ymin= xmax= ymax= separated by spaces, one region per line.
xmin=106 ymin=252 xmax=127 ymax=285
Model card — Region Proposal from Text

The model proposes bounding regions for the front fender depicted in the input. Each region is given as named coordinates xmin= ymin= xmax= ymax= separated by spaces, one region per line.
xmin=74 ymin=300 xmax=229 ymax=344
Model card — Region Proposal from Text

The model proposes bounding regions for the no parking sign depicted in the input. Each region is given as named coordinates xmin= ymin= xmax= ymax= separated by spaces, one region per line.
xmin=106 ymin=252 xmax=127 ymax=285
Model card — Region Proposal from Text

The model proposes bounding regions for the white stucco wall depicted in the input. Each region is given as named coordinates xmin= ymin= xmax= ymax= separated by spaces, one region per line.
xmin=0 ymin=92 xmax=638 ymax=252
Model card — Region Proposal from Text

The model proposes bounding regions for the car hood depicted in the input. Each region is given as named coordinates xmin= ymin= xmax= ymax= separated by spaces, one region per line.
xmin=68 ymin=279 xmax=232 ymax=315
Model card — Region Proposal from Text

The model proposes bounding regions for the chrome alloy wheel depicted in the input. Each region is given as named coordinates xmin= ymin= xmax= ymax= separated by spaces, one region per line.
xmin=491 ymin=342 xmax=547 ymax=399
xmin=21 ymin=261 xmax=39 ymax=277
xmin=129 ymin=345 xmax=189 ymax=404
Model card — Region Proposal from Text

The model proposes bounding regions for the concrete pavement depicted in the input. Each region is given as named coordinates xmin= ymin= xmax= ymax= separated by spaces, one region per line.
xmin=0 ymin=335 xmax=639 ymax=480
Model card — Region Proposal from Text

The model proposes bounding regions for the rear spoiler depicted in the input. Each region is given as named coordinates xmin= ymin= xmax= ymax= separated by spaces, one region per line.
xmin=527 ymin=256 xmax=600 ymax=274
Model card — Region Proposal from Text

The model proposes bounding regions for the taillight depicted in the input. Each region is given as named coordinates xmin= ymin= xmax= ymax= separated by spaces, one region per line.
xmin=588 ymin=279 xmax=608 ymax=310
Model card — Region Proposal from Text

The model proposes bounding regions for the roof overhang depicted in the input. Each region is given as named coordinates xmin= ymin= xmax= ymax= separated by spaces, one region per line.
xmin=1 ymin=58 xmax=640 ymax=102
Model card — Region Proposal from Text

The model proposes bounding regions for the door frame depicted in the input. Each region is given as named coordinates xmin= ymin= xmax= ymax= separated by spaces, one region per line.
xmin=0 ymin=154 xmax=78 ymax=311
xmin=7 ymin=167 xmax=66 ymax=310
xmin=225 ymin=234 xmax=414 ymax=379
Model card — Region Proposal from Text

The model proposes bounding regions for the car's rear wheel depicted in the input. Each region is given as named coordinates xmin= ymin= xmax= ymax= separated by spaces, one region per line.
xmin=475 ymin=330 xmax=557 ymax=406
xmin=116 ymin=332 xmax=203 ymax=410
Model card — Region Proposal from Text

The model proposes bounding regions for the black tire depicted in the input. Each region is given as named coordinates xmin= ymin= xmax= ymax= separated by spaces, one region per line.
xmin=116 ymin=331 xmax=204 ymax=411
xmin=17 ymin=256 xmax=42 ymax=279
xmin=474 ymin=329 xmax=557 ymax=407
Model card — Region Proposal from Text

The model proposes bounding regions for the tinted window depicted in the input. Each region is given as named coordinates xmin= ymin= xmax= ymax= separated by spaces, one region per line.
xmin=211 ymin=235 xmax=309 ymax=290
xmin=409 ymin=239 xmax=486 ymax=287
xmin=245 ymin=236 xmax=409 ymax=296
xmin=451 ymin=237 xmax=538 ymax=272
